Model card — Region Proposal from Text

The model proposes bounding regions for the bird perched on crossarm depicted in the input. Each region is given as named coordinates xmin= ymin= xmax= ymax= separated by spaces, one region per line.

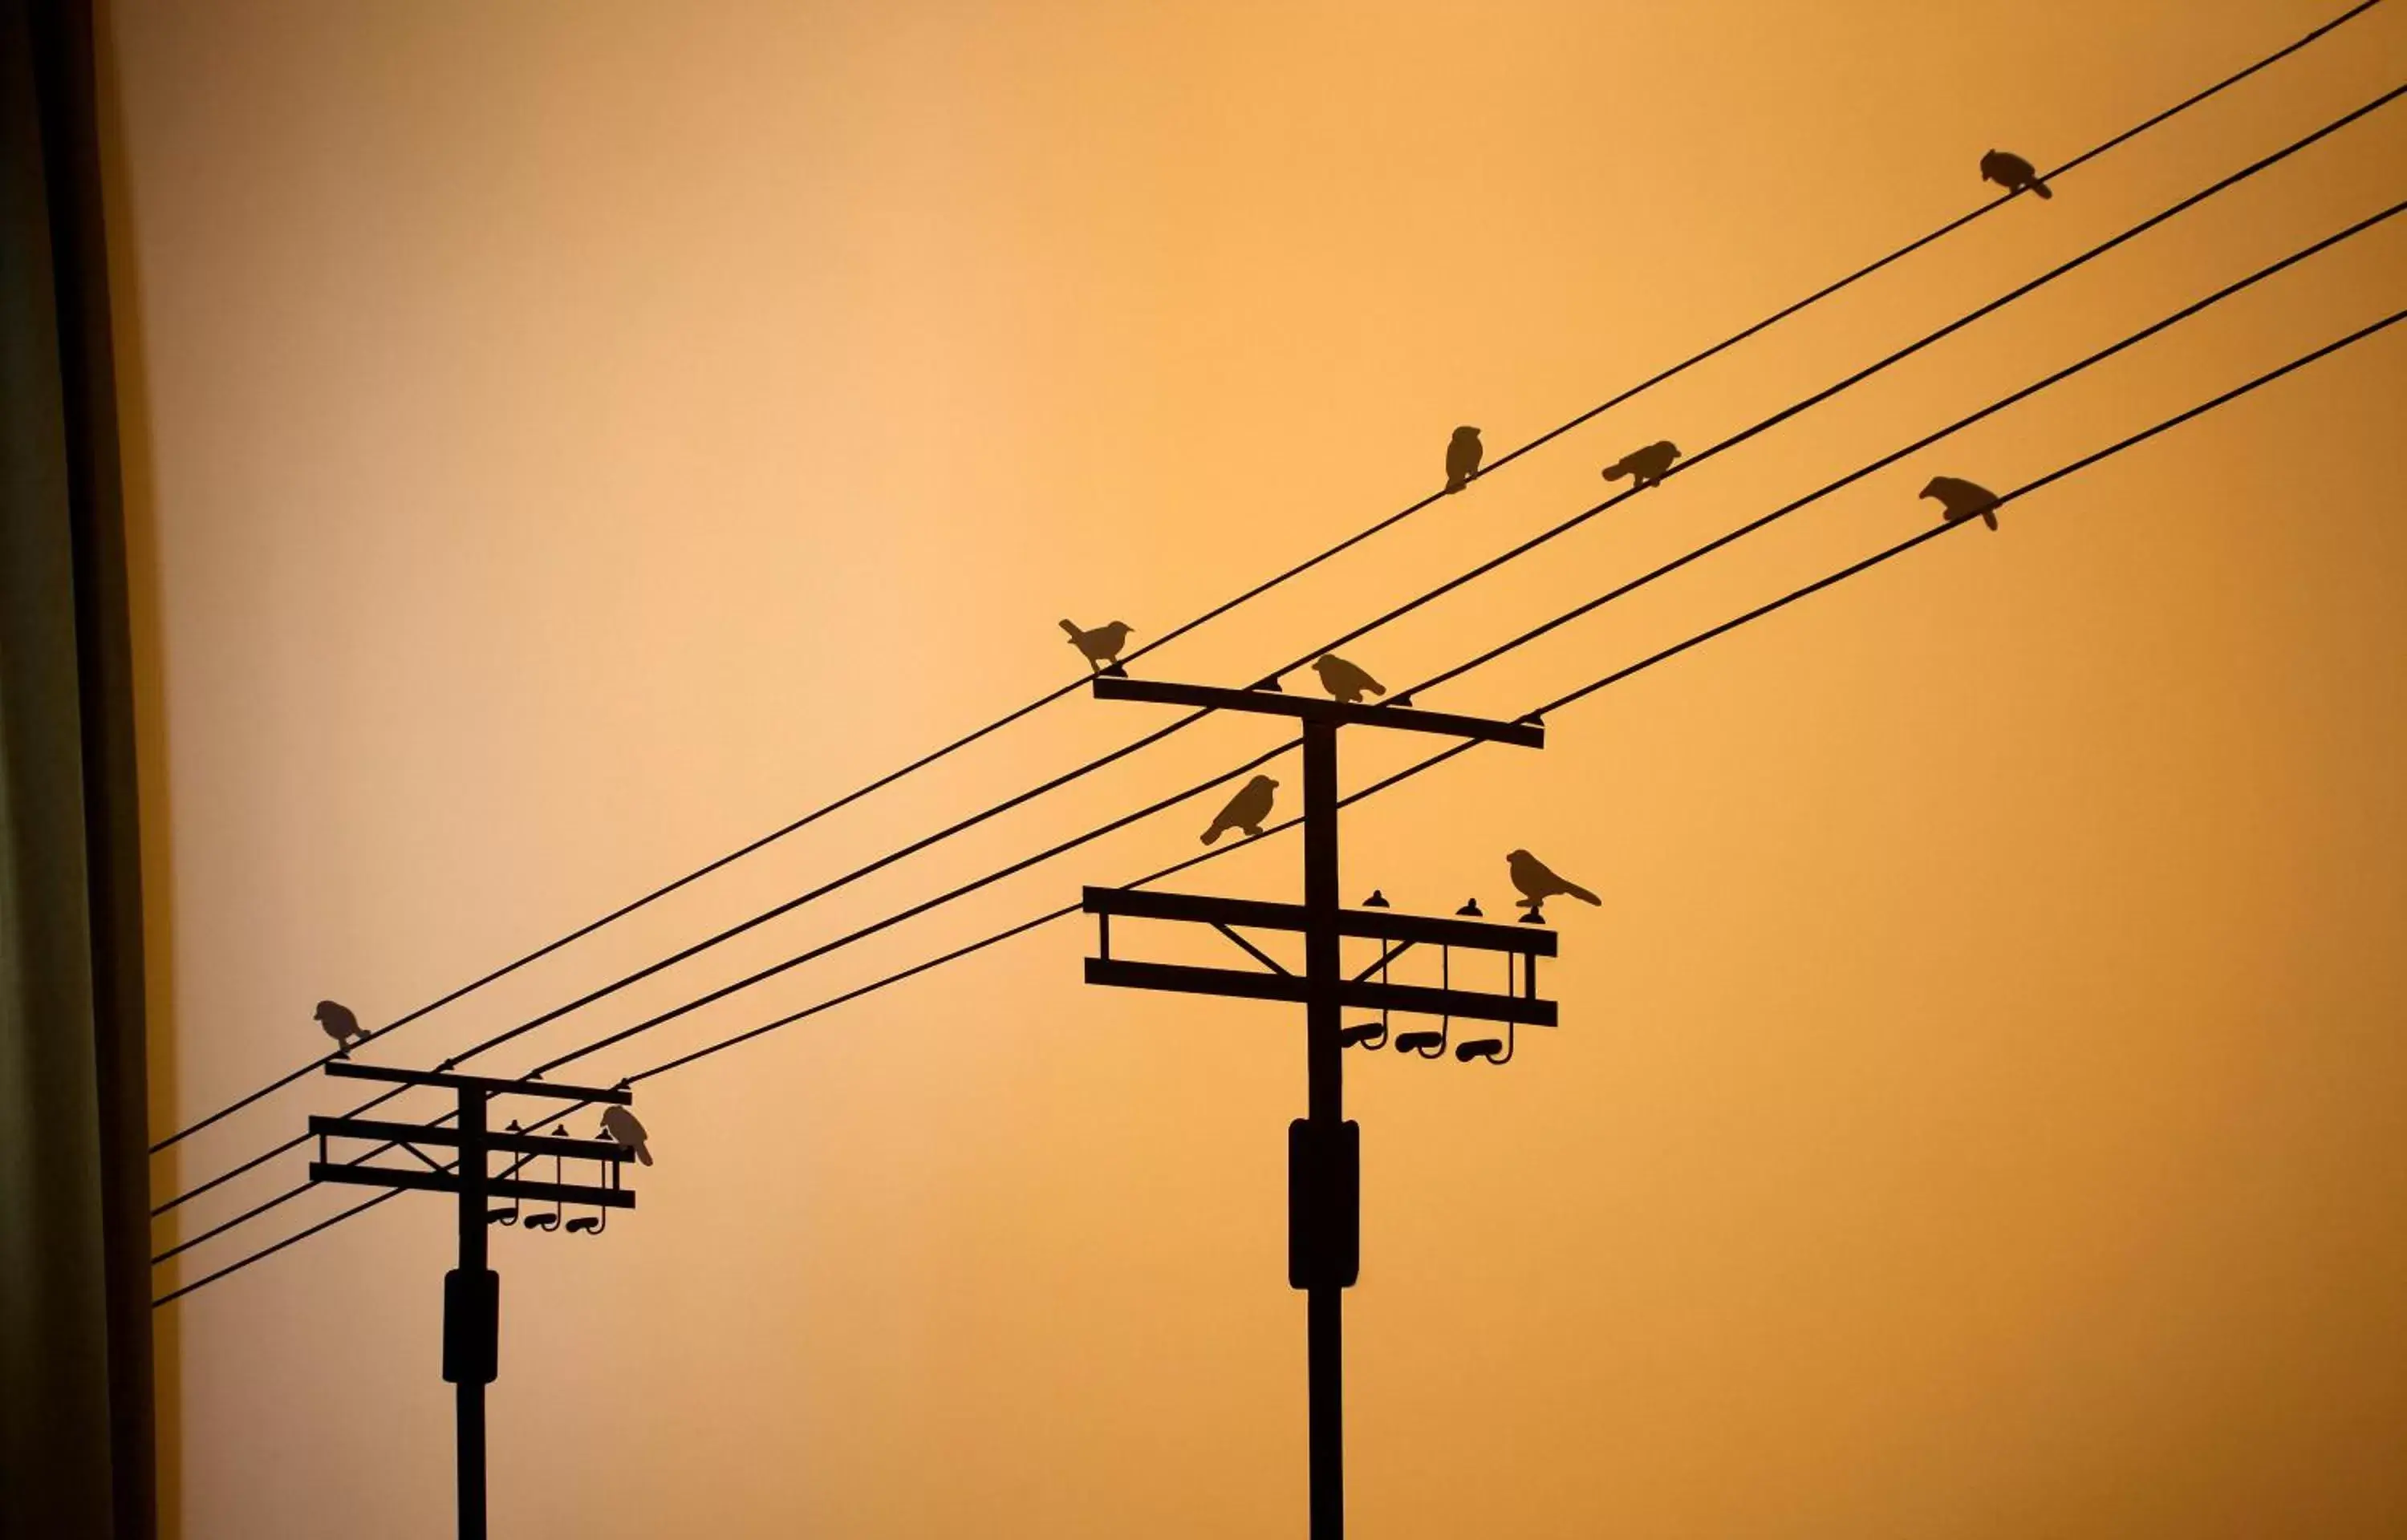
xmin=1920 ymin=475 xmax=2001 ymax=531
xmin=1061 ymin=618 xmax=1134 ymax=675
xmin=1979 ymin=149 xmax=2052 ymax=200
xmin=1445 ymin=427 xmax=1484 ymax=493
xmin=1603 ymin=440 xmax=1681 ymax=488
xmin=1506 ymin=849 xmax=1601 ymax=924
xmin=599 ymin=1105 xmax=652 ymax=1166
xmin=1311 ymin=653 xmax=1385 ymax=705
xmin=1203 ymin=775 xmax=1278 ymax=844
xmin=314 ymin=999 xmax=368 ymax=1056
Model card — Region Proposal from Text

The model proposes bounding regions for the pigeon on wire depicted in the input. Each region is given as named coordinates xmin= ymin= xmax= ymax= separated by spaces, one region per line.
xmin=1506 ymin=849 xmax=1601 ymax=923
xmin=314 ymin=999 xmax=369 ymax=1056
xmin=1444 ymin=427 xmax=1484 ymax=492
xmin=1979 ymin=149 xmax=2052 ymax=200
xmin=599 ymin=1105 xmax=653 ymax=1165
xmin=1920 ymin=475 xmax=2001 ymax=530
xmin=1061 ymin=618 xmax=1134 ymax=675
xmin=1202 ymin=775 xmax=1279 ymax=845
xmin=1311 ymin=653 xmax=1386 ymax=705
xmin=1602 ymin=440 xmax=1681 ymax=488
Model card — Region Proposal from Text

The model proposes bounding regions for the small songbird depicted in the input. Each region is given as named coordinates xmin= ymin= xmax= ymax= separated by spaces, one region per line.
xmin=1311 ymin=653 xmax=1385 ymax=705
xmin=1979 ymin=149 xmax=2052 ymax=200
xmin=1444 ymin=427 xmax=1484 ymax=493
xmin=1061 ymin=618 xmax=1134 ymax=674
xmin=1506 ymin=849 xmax=1601 ymax=923
xmin=1602 ymin=440 xmax=1682 ymax=488
xmin=1203 ymin=775 xmax=1279 ymax=845
xmin=1920 ymin=475 xmax=2001 ymax=531
xmin=599 ymin=1105 xmax=653 ymax=1166
xmin=314 ymin=999 xmax=368 ymax=1056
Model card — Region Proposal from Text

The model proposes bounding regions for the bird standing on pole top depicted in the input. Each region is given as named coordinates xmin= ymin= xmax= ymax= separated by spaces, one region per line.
xmin=315 ymin=999 xmax=368 ymax=1056
xmin=1311 ymin=654 xmax=1385 ymax=705
xmin=1202 ymin=775 xmax=1279 ymax=844
xmin=1506 ymin=850 xmax=1601 ymax=923
xmin=599 ymin=1106 xmax=652 ymax=1165
xmin=1060 ymin=618 xmax=1134 ymax=675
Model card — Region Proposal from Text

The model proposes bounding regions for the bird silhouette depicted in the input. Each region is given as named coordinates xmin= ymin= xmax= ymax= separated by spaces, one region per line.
xmin=1979 ymin=149 xmax=2052 ymax=200
xmin=1602 ymin=440 xmax=1682 ymax=488
xmin=1506 ymin=849 xmax=1601 ymax=923
xmin=314 ymin=999 xmax=368 ymax=1056
xmin=1311 ymin=653 xmax=1385 ymax=705
xmin=1060 ymin=618 xmax=1134 ymax=674
xmin=599 ymin=1105 xmax=652 ymax=1166
xmin=1203 ymin=775 xmax=1279 ymax=844
xmin=1920 ymin=475 xmax=2000 ymax=530
xmin=1444 ymin=427 xmax=1484 ymax=492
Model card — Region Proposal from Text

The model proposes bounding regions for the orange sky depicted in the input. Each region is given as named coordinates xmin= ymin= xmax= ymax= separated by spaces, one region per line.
xmin=109 ymin=2 xmax=2407 ymax=1534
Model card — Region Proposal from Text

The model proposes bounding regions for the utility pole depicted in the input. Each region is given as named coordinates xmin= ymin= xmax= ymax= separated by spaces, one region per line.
xmin=1082 ymin=675 xmax=1557 ymax=1539
xmin=307 ymin=1062 xmax=639 ymax=1540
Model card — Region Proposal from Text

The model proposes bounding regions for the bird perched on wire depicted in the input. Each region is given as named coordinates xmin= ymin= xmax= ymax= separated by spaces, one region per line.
xmin=1979 ymin=149 xmax=2052 ymax=200
xmin=1444 ymin=426 xmax=1484 ymax=493
xmin=599 ymin=1105 xmax=652 ymax=1166
xmin=1602 ymin=440 xmax=1681 ymax=488
xmin=1920 ymin=475 xmax=2001 ymax=531
xmin=1506 ymin=849 xmax=1601 ymax=923
xmin=1311 ymin=653 xmax=1385 ymax=705
xmin=1060 ymin=618 xmax=1134 ymax=675
xmin=314 ymin=999 xmax=368 ymax=1056
xmin=1203 ymin=775 xmax=1279 ymax=844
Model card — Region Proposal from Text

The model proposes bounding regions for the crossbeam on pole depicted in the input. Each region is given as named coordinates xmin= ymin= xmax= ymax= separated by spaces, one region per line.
xmin=308 ymin=1163 xmax=637 ymax=1209
xmin=311 ymin=1116 xmax=635 ymax=1162
xmin=1085 ymin=958 xmax=1557 ymax=1027
xmin=324 ymin=1061 xmax=631 ymax=1104
xmin=1083 ymin=886 xmax=1557 ymax=957
xmin=1090 ymin=675 xmax=1544 ymax=748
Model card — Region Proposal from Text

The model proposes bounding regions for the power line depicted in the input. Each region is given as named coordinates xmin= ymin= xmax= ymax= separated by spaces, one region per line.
xmin=633 ymin=306 xmax=2407 ymax=1088
xmin=155 ymin=295 xmax=2406 ymax=1308
xmin=156 ymin=72 xmax=2397 ymax=1218
xmin=152 ymin=159 xmax=2407 ymax=1252
xmin=146 ymin=0 xmax=2387 ymax=1158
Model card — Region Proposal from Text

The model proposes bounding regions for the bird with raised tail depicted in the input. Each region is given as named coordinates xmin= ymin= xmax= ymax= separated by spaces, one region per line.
xmin=1507 ymin=849 xmax=1601 ymax=924
xmin=1311 ymin=653 xmax=1385 ymax=705
xmin=315 ymin=999 xmax=368 ymax=1056
xmin=1979 ymin=149 xmax=2052 ymax=200
xmin=1444 ymin=426 xmax=1484 ymax=492
xmin=1602 ymin=440 xmax=1681 ymax=488
xmin=1920 ymin=475 xmax=2000 ymax=530
xmin=1203 ymin=775 xmax=1279 ymax=844
xmin=599 ymin=1105 xmax=652 ymax=1166
xmin=1061 ymin=618 xmax=1134 ymax=674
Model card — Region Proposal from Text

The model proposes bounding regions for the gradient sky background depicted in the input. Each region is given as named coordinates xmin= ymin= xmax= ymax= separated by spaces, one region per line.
xmin=106 ymin=1 xmax=2407 ymax=1535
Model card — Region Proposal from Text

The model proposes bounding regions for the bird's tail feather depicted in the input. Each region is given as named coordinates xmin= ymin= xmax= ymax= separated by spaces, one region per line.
xmin=1565 ymin=883 xmax=1602 ymax=905
xmin=1601 ymin=464 xmax=1630 ymax=481
xmin=1201 ymin=827 xmax=1220 ymax=845
xmin=1059 ymin=619 xmax=1082 ymax=640
xmin=2031 ymin=181 xmax=2052 ymax=200
xmin=1982 ymin=509 xmax=1999 ymax=531
xmin=635 ymin=1147 xmax=654 ymax=1166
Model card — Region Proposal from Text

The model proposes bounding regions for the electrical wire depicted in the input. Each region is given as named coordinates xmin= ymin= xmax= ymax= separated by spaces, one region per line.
xmin=147 ymin=0 xmax=2389 ymax=1157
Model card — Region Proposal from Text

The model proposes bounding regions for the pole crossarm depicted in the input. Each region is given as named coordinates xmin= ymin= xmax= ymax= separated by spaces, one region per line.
xmin=1083 ymin=886 xmax=1557 ymax=957
xmin=1090 ymin=675 xmax=1545 ymax=748
xmin=310 ymin=1116 xmax=636 ymax=1163
xmin=306 ymin=1162 xmax=637 ymax=1209
xmin=323 ymin=1060 xmax=633 ymax=1104
xmin=1085 ymin=958 xmax=1557 ymax=1028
